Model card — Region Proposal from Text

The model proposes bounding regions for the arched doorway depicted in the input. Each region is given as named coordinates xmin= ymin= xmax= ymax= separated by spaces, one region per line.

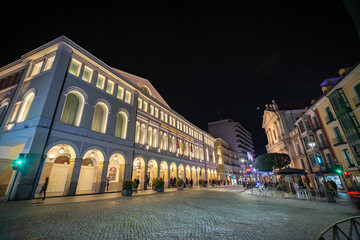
xmin=77 ymin=149 xmax=104 ymax=194
xmin=106 ymin=153 xmax=125 ymax=192
xmin=159 ymin=161 xmax=169 ymax=187
xmin=197 ymin=167 xmax=201 ymax=186
xmin=169 ymin=162 xmax=177 ymax=179
xmin=178 ymin=164 xmax=184 ymax=179
xmin=191 ymin=166 xmax=196 ymax=185
xmin=40 ymin=144 xmax=77 ymax=197
xmin=207 ymin=169 xmax=211 ymax=181
xmin=201 ymin=168 xmax=206 ymax=180
xmin=148 ymin=159 xmax=158 ymax=188
xmin=185 ymin=165 xmax=191 ymax=181
xmin=133 ymin=157 xmax=145 ymax=190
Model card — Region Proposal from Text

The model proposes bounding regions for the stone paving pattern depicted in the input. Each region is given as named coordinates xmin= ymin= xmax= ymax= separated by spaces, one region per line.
xmin=0 ymin=187 xmax=358 ymax=240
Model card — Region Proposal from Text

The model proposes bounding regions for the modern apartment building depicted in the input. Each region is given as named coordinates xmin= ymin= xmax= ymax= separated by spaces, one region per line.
xmin=208 ymin=119 xmax=254 ymax=161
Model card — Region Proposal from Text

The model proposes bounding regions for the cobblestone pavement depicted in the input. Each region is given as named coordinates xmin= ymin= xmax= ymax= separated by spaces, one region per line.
xmin=0 ymin=186 xmax=358 ymax=240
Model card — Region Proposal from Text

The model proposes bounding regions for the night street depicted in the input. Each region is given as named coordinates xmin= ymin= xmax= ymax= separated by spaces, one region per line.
xmin=0 ymin=186 xmax=357 ymax=240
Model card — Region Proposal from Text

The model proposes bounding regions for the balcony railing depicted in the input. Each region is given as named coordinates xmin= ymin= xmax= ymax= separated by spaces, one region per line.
xmin=318 ymin=141 xmax=329 ymax=151
xmin=331 ymin=137 xmax=347 ymax=146
xmin=312 ymin=123 xmax=321 ymax=132
xmin=325 ymin=115 xmax=336 ymax=124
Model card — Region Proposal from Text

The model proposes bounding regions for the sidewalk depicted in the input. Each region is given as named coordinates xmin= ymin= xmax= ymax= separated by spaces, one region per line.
xmin=0 ymin=186 xmax=202 ymax=206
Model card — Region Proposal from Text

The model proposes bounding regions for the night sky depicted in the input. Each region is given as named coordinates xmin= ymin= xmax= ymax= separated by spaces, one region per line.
xmin=1 ymin=1 xmax=360 ymax=155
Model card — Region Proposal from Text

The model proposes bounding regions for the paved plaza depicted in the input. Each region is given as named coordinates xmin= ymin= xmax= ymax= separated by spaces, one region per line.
xmin=0 ymin=186 xmax=358 ymax=240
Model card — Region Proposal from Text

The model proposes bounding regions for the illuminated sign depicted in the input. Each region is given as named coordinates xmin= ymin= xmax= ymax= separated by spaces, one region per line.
xmin=246 ymin=168 xmax=251 ymax=173
xmin=247 ymin=152 xmax=253 ymax=161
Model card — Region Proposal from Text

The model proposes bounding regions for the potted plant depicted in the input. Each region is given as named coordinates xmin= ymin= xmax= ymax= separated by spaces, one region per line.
xmin=154 ymin=178 xmax=165 ymax=192
xmin=122 ymin=180 xmax=135 ymax=196
xmin=176 ymin=178 xmax=184 ymax=190
xmin=202 ymin=180 xmax=208 ymax=187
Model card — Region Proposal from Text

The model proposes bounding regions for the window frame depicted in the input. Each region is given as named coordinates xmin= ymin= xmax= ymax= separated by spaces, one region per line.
xmin=68 ymin=58 xmax=82 ymax=77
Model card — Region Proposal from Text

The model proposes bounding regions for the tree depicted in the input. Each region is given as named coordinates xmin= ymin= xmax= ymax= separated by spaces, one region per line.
xmin=255 ymin=153 xmax=291 ymax=172
xmin=255 ymin=153 xmax=291 ymax=182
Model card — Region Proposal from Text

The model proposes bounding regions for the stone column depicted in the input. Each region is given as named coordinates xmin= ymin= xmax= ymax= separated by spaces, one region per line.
xmin=124 ymin=150 xmax=134 ymax=180
xmin=68 ymin=158 xmax=83 ymax=196
xmin=167 ymin=167 xmax=171 ymax=188
xmin=144 ymin=164 xmax=148 ymax=190
xmin=99 ymin=161 xmax=109 ymax=193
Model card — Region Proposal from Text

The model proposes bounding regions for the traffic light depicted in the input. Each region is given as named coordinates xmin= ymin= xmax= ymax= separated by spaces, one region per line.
xmin=344 ymin=171 xmax=349 ymax=176
xmin=336 ymin=168 xmax=343 ymax=174
xmin=12 ymin=154 xmax=25 ymax=171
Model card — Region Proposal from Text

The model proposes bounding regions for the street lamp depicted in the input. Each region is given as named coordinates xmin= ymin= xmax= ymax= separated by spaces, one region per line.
xmin=308 ymin=141 xmax=335 ymax=203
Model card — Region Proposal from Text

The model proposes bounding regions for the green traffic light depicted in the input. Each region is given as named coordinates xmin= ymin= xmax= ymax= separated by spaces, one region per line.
xmin=336 ymin=169 xmax=343 ymax=174
xmin=16 ymin=160 xmax=22 ymax=165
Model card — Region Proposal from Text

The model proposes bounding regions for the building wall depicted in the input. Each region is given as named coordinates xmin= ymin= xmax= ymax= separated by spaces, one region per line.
xmin=0 ymin=36 xmax=218 ymax=200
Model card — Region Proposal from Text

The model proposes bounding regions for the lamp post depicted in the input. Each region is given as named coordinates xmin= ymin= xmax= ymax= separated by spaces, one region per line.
xmin=241 ymin=159 xmax=246 ymax=184
xmin=308 ymin=142 xmax=336 ymax=203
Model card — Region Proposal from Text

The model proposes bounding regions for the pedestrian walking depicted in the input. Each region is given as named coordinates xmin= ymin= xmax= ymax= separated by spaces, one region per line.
xmin=106 ymin=177 xmax=110 ymax=191
xmin=330 ymin=180 xmax=338 ymax=194
xmin=190 ymin=179 xmax=193 ymax=187
xmin=40 ymin=177 xmax=49 ymax=200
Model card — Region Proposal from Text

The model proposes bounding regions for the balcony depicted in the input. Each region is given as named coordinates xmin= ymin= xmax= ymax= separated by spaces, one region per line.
xmin=331 ymin=137 xmax=346 ymax=147
xmin=325 ymin=115 xmax=336 ymax=125
xmin=312 ymin=122 xmax=321 ymax=132
xmin=317 ymin=141 xmax=329 ymax=151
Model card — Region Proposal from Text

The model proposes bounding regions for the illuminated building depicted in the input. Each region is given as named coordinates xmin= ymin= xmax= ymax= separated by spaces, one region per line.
xmin=0 ymin=36 xmax=217 ymax=200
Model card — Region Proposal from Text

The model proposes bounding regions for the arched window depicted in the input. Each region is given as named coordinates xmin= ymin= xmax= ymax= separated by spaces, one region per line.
xmin=172 ymin=136 xmax=176 ymax=153
xmin=0 ymin=101 xmax=9 ymax=126
xmin=60 ymin=92 xmax=84 ymax=126
xmin=17 ymin=91 xmax=35 ymax=123
xmin=140 ymin=123 xmax=146 ymax=145
xmin=163 ymin=133 xmax=168 ymax=150
xmin=159 ymin=131 xmax=163 ymax=149
xmin=152 ymin=128 xmax=158 ymax=148
xmin=147 ymin=126 xmax=153 ymax=146
xmin=91 ymin=103 xmax=108 ymax=133
xmin=141 ymin=86 xmax=151 ymax=96
xmin=115 ymin=112 xmax=128 ymax=139
xmin=135 ymin=121 xmax=140 ymax=143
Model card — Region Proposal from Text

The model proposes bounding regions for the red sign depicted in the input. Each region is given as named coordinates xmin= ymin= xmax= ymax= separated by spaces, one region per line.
xmin=246 ymin=168 xmax=251 ymax=173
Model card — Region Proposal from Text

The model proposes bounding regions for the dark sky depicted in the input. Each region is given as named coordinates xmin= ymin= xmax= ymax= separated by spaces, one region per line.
xmin=1 ymin=1 xmax=360 ymax=155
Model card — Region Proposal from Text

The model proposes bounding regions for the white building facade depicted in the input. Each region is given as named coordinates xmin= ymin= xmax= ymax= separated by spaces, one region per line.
xmin=0 ymin=36 xmax=217 ymax=200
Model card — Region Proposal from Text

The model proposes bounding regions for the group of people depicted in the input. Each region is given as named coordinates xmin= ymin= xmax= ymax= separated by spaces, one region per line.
xmin=169 ymin=177 xmax=193 ymax=187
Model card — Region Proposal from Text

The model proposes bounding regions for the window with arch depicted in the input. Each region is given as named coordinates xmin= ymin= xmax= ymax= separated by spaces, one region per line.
xmin=135 ymin=121 xmax=140 ymax=143
xmin=140 ymin=123 xmax=146 ymax=145
xmin=0 ymin=101 xmax=9 ymax=126
xmin=141 ymin=86 xmax=151 ymax=96
xmin=17 ymin=91 xmax=35 ymax=123
xmin=163 ymin=133 xmax=168 ymax=150
xmin=152 ymin=128 xmax=158 ymax=148
xmin=91 ymin=103 xmax=108 ymax=133
xmin=147 ymin=126 xmax=153 ymax=147
xmin=60 ymin=92 xmax=84 ymax=127
xmin=115 ymin=112 xmax=128 ymax=139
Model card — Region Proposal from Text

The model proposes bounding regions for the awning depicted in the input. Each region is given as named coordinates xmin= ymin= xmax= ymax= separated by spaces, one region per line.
xmin=275 ymin=167 xmax=308 ymax=176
